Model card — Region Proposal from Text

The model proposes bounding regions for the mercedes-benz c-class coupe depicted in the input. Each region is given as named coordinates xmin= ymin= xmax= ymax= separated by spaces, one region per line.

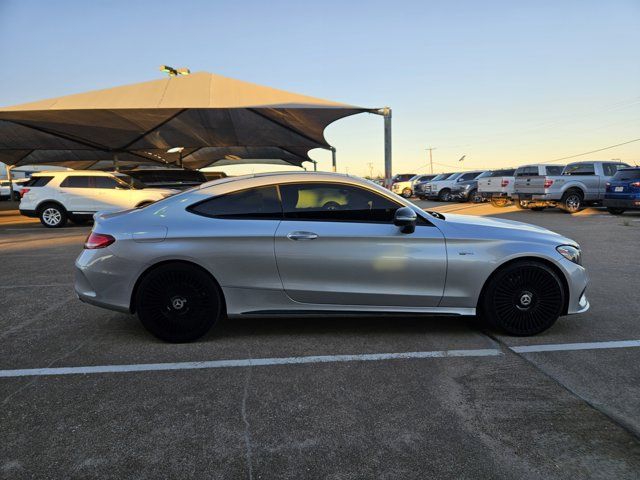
xmin=75 ymin=172 xmax=589 ymax=342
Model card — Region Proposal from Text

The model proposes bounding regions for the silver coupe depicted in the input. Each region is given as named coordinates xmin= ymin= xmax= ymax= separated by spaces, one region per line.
xmin=75 ymin=172 xmax=589 ymax=342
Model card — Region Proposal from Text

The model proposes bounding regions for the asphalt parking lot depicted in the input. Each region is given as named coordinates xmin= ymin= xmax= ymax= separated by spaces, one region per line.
xmin=1 ymin=201 xmax=640 ymax=479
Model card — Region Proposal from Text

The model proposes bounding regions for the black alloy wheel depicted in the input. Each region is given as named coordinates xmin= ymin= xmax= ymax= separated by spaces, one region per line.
xmin=482 ymin=261 xmax=564 ymax=336
xmin=136 ymin=263 xmax=223 ymax=342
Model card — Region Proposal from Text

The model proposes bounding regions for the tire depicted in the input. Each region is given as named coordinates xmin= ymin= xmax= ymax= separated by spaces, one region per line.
xmin=438 ymin=189 xmax=452 ymax=202
xmin=490 ymin=198 xmax=508 ymax=208
xmin=607 ymin=207 xmax=625 ymax=215
xmin=560 ymin=190 xmax=583 ymax=213
xmin=402 ymin=188 xmax=412 ymax=198
xmin=481 ymin=261 xmax=565 ymax=336
xmin=530 ymin=207 xmax=546 ymax=212
xmin=136 ymin=263 xmax=223 ymax=343
xmin=514 ymin=199 xmax=528 ymax=209
xmin=39 ymin=203 xmax=68 ymax=228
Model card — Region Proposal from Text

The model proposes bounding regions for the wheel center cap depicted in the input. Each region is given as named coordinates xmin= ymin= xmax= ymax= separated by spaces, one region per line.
xmin=519 ymin=291 xmax=533 ymax=307
xmin=170 ymin=296 xmax=187 ymax=310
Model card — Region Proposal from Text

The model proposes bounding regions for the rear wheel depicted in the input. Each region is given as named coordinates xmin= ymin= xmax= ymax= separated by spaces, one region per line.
xmin=560 ymin=190 xmax=583 ymax=213
xmin=135 ymin=263 xmax=223 ymax=342
xmin=514 ymin=199 xmax=528 ymax=209
xmin=607 ymin=207 xmax=625 ymax=215
xmin=39 ymin=203 xmax=67 ymax=228
xmin=481 ymin=261 xmax=564 ymax=336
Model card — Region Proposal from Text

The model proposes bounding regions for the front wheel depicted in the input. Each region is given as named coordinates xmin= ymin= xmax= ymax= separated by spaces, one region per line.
xmin=438 ymin=189 xmax=452 ymax=202
xmin=402 ymin=188 xmax=412 ymax=198
xmin=481 ymin=261 xmax=565 ymax=336
xmin=136 ymin=263 xmax=223 ymax=342
xmin=607 ymin=207 xmax=625 ymax=215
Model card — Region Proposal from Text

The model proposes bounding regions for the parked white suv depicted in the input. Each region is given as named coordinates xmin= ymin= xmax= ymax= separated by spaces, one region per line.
xmin=19 ymin=171 xmax=177 ymax=228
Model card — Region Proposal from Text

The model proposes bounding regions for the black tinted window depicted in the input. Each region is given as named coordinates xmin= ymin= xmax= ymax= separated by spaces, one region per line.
xmin=546 ymin=166 xmax=564 ymax=175
xmin=60 ymin=176 xmax=92 ymax=188
xmin=612 ymin=169 xmax=640 ymax=181
xmin=94 ymin=177 xmax=120 ymax=189
xmin=189 ymin=186 xmax=281 ymax=219
xmin=459 ymin=172 xmax=481 ymax=181
xmin=280 ymin=183 xmax=400 ymax=223
xmin=515 ymin=167 xmax=536 ymax=176
xmin=25 ymin=176 xmax=53 ymax=187
xmin=490 ymin=169 xmax=515 ymax=176
xmin=563 ymin=163 xmax=595 ymax=176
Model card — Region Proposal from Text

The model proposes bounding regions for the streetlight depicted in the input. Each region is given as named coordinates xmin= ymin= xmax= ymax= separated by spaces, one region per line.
xmin=167 ymin=147 xmax=185 ymax=167
xmin=160 ymin=65 xmax=191 ymax=77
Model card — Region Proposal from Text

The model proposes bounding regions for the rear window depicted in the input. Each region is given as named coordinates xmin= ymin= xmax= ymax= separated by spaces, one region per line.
xmin=515 ymin=166 xmax=537 ymax=176
xmin=25 ymin=176 xmax=54 ymax=187
xmin=125 ymin=170 xmax=206 ymax=183
xmin=602 ymin=163 xmax=629 ymax=176
xmin=612 ymin=169 xmax=640 ymax=181
xmin=489 ymin=169 xmax=515 ymax=177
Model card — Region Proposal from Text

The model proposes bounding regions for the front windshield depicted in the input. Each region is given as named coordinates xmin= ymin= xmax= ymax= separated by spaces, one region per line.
xmin=114 ymin=173 xmax=146 ymax=189
xmin=476 ymin=171 xmax=492 ymax=178
xmin=431 ymin=173 xmax=450 ymax=181
xmin=445 ymin=173 xmax=461 ymax=180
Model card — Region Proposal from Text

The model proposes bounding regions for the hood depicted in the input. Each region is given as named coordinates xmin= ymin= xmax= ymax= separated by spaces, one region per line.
xmin=439 ymin=213 xmax=575 ymax=244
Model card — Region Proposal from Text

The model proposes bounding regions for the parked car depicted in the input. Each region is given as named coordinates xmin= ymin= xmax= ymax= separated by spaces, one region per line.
xmin=603 ymin=167 xmax=640 ymax=215
xmin=122 ymin=168 xmax=207 ymax=190
xmin=415 ymin=173 xmax=452 ymax=200
xmin=513 ymin=161 xmax=629 ymax=213
xmin=19 ymin=171 xmax=177 ymax=228
xmin=451 ymin=171 xmax=491 ymax=202
xmin=477 ymin=168 xmax=516 ymax=207
xmin=0 ymin=180 xmax=10 ymax=200
xmin=391 ymin=174 xmax=436 ymax=198
xmin=427 ymin=172 xmax=486 ymax=201
xmin=0 ymin=178 xmax=29 ymax=200
xmin=75 ymin=171 xmax=589 ymax=342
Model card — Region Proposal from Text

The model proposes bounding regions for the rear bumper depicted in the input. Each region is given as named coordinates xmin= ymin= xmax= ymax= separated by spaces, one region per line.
xmin=603 ymin=198 xmax=640 ymax=209
xmin=19 ymin=209 xmax=38 ymax=218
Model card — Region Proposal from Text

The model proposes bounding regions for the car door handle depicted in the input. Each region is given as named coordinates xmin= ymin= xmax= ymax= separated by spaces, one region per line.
xmin=287 ymin=231 xmax=318 ymax=241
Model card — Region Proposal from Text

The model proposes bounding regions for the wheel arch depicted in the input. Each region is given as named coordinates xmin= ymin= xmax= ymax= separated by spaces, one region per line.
xmin=476 ymin=256 xmax=570 ymax=316
xmin=561 ymin=185 xmax=585 ymax=198
xmin=36 ymin=199 xmax=67 ymax=214
xmin=129 ymin=259 xmax=226 ymax=315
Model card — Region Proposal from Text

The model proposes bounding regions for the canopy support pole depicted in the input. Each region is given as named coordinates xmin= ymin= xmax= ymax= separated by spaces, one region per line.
xmin=113 ymin=153 xmax=119 ymax=172
xmin=6 ymin=165 xmax=15 ymax=202
xmin=330 ymin=147 xmax=337 ymax=172
xmin=382 ymin=107 xmax=392 ymax=188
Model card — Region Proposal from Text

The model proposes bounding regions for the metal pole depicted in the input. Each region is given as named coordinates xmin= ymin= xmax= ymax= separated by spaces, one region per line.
xmin=331 ymin=147 xmax=337 ymax=172
xmin=313 ymin=161 xmax=317 ymax=172
xmin=427 ymin=147 xmax=435 ymax=174
xmin=113 ymin=153 xmax=119 ymax=172
xmin=383 ymin=107 xmax=392 ymax=188
xmin=6 ymin=165 xmax=15 ymax=202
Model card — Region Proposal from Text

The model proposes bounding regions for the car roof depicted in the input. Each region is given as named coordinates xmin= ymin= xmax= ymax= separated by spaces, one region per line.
xmin=30 ymin=170 xmax=118 ymax=177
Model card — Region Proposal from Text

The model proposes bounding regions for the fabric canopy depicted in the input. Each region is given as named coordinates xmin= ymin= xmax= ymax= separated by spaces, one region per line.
xmin=0 ymin=72 xmax=374 ymax=169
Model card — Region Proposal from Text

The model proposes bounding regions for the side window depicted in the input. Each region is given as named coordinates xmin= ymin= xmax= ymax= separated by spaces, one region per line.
xmin=280 ymin=183 xmax=400 ymax=223
xmin=60 ymin=176 xmax=92 ymax=188
xmin=515 ymin=167 xmax=532 ymax=177
xmin=546 ymin=166 xmax=563 ymax=176
xmin=564 ymin=163 xmax=595 ymax=176
xmin=25 ymin=176 xmax=54 ymax=187
xmin=188 ymin=186 xmax=281 ymax=219
xmin=602 ymin=163 xmax=627 ymax=176
xmin=94 ymin=177 xmax=120 ymax=189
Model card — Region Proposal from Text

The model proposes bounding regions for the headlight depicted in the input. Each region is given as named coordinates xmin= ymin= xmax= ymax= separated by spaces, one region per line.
xmin=557 ymin=245 xmax=582 ymax=265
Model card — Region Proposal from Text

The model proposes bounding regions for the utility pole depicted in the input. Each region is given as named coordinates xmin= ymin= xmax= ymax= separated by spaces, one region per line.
xmin=426 ymin=147 xmax=436 ymax=174
xmin=382 ymin=107 xmax=392 ymax=188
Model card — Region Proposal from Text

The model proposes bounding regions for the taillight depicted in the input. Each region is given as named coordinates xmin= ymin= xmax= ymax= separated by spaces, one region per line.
xmin=605 ymin=182 xmax=611 ymax=187
xmin=84 ymin=232 xmax=115 ymax=249
xmin=631 ymin=182 xmax=640 ymax=188
xmin=20 ymin=188 xmax=30 ymax=197
xmin=543 ymin=179 xmax=554 ymax=189
xmin=501 ymin=179 xmax=509 ymax=187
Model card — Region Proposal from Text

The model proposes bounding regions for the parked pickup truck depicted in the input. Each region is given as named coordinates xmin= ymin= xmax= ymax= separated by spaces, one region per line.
xmin=513 ymin=161 xmax=629 ymax=213
xmin=477 ymin=168 xmax=516 ymax=207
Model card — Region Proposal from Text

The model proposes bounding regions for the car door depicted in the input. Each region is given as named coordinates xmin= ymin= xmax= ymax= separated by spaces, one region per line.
xmin=93 ymin=175 xmax=131 ymax=210
xmin=274 ymin=182 xmax=447 ymax=307
xmin=58 ymin=175 xmax=96 ymax=212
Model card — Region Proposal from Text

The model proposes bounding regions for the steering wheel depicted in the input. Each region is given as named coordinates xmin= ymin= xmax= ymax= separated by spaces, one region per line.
xmin=322 ymin=201 xmax=341 ymax=211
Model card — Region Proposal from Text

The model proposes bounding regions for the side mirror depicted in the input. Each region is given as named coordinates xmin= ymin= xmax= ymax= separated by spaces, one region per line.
xmin=394 ymin=206 xmax=417 ymax=234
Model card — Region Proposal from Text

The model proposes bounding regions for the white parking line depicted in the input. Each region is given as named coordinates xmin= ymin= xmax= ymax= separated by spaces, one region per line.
xmin=510 ymin=339 xmax=640 ymax=353
xmin=0 ymin=349 xmax=502 ymax=378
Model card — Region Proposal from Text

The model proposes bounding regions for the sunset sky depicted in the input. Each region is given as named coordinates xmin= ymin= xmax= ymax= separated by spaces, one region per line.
xmin=1 ymin=0 xmax=638 ymax=176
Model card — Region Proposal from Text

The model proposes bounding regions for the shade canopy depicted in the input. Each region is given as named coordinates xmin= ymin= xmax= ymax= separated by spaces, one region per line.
xmin=0 ymin=72 xmax=375 ymax=169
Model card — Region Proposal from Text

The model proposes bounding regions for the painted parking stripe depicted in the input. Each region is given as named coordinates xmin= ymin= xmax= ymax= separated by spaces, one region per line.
xmin=0 ymin=349 xmax=502 ymax=378
xmin=510 ymin=339 xmax=640 ymax=353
